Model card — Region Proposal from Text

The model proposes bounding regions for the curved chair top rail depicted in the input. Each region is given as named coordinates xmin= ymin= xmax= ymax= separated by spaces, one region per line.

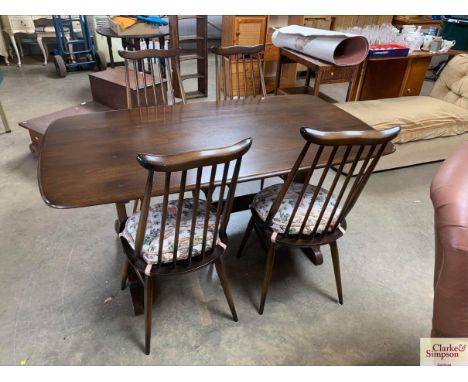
xmin=210 ymin=44 xmax=265 ymax=56
xmin=300 ymin=126 xmax=401 ymax=146
xmin=137 ymin=138 xmax=253 ymax=172
xmin=118 ymin=47 xmax=182 ymax=60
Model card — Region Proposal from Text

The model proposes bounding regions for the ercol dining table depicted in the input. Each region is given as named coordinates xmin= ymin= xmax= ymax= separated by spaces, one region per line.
xmin=38 ymin=94 xmax=394 ymax=315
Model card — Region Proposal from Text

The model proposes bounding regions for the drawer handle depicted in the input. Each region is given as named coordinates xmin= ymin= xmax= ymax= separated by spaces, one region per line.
xmin=330 ymin=72 xmax=334 ymax=76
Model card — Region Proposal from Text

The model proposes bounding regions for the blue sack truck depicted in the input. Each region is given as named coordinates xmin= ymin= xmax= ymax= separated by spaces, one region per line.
xmin=52 ymin=15 xmax=107 ymax=77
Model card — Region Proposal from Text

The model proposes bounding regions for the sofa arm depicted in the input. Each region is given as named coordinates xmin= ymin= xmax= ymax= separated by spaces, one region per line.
xmin=430 ymin=141 xmax=468 ymax=337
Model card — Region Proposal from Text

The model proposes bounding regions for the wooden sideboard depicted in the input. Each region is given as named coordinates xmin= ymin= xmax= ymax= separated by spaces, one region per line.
xmin=353 ymin=50 xmax=462 ymax=101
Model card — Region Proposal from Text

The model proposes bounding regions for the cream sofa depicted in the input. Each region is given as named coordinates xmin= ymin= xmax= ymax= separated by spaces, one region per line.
xmin=337 ymin=54 xmax=468 ymax=171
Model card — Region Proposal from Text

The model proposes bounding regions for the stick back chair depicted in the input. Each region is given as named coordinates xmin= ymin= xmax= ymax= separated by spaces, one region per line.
xmin=118 ymin=48 xmax=187 ymax=108
xmin=237 ymin=126 xmax=400 ymax=314
xmin=119 ymin=138 xmax=252 ymax=354
xmin=211 ymin=44 xmax=267 ymax=102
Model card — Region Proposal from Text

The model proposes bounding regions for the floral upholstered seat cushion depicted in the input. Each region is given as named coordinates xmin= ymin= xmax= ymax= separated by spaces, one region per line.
xmin=252 ymin=183 xmax=341 ymax=235
xmin=120 ymin=198 xmax=220 ymax=264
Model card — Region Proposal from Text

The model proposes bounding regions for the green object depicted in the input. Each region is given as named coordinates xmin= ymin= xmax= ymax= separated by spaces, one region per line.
xmin=0 ymin=68 xmax=11 ymax=134
xmin=440 ymin=19 xmax=468 ymax=51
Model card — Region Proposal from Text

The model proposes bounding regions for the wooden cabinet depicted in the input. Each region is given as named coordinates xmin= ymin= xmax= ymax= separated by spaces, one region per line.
xmin=355 ymin=51 xmax=459 ymax=101
xmin=222 ymin=16 xmax=267 ymax=46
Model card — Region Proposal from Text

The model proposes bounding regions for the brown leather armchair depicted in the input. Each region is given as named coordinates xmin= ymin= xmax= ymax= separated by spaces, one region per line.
xmin=430 ymin=141 xmax=468 ymax=337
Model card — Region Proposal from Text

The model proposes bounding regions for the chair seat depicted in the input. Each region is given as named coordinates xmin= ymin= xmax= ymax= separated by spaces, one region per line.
xmin=120 ymin=198 xmax=219 ymax=264
xmin=252 ymin=183 xmax=341 ymax=235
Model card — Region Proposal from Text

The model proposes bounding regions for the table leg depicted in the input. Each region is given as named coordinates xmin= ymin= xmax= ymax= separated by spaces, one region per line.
xmin=305 ymin=68 xmax=312 ymax=87
xmin=115 ymin=202 xmax=144 ymax=316
xmin=302 ymin=246 xmax=323 ymax=266
xmin=16 ymin=35 xmax=24 ymax=58
xmin=121 ymin=37 xmax=129 ymax=51
xmin=159 ymin=36 xmax=167 ymax=78
xmin=37 ymin=35 xmax=48 ymax=65
xmin=106 ymin=36 xmax=114 ymax=68
xmin=349 ymin=61 xmax=366 ymax=101
xmin=313 ymin=70 xmax=323 ymax=97
xmin=275 ymin=55 xmax=283 ymax=95
xmin=8 ymin=33 xmax=21 ymax=67
xmin=158 ymin=35 xmax=165 ymax=50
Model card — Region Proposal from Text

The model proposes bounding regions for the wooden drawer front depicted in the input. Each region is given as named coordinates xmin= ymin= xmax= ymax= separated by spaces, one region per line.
xmin=223 ymin=57 xmax=261 ymax=97
xmin=320 ymin=66 xmax=356 ymax=82
xmin=264 ymin=43 xmax=279 ymax=61
xmin=2 ymin=16 xmax=35 ymax=31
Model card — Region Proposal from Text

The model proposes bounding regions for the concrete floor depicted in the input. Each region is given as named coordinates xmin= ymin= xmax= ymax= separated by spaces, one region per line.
xmin=0 ymin=55 xmax=442 ymax=365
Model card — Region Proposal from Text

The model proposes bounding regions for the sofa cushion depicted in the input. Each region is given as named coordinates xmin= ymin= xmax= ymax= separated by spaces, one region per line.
xmin=336 ymin=96 xmax=468 ymax=144
xmin=120 ymin=198 xmax=219 ymax=264
xmin=430 ymin=54 xmax=468 ymax=110
xmin=252 ymin=183 xmax=341 ymax=235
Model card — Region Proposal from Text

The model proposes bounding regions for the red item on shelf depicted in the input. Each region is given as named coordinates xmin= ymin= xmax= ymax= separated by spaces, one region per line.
xmin=368 ymin=44 xmax=410 ymax=58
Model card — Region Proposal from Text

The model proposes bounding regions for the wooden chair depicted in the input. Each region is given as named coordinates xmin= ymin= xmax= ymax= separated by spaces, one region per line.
xmin=237 ymin=126 xmax=400 ymax=314
xmin=118 ymin=48 xmax=187 ymax=108
xmin=211 ymin=44 xmax=267 ymax=101
xmin=119 ymin=137 xmax=252 ymax=354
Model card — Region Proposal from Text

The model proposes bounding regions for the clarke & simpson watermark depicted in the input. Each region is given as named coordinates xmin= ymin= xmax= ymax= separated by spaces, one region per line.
xmin=420 ymin=338 xmax=468 ymax=366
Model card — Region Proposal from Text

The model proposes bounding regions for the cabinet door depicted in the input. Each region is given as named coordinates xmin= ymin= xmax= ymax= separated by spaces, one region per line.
xmin=234 ymin=17 xmax=267 ymax=46
xmin=359 ymin=59 xmax=408 ymax=100
xmin=399 ymin=57 xmax=432 ymax=97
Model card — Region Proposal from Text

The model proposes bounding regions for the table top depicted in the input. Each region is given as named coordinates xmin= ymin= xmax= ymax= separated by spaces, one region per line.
xmin=39 ymin=95 xmax=394 ymax=209
xmin=96 ymin=27 xmax=169 ymax=39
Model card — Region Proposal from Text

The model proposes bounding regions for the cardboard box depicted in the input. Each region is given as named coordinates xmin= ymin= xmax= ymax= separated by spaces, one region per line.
xmin=368 ymin=44 xmax=410 ymax=58
xmin=109 ymin=17 xmax=162 ymax=36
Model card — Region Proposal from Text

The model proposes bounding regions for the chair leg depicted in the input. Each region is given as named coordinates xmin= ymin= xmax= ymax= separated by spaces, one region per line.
xmin=259 ymin=243 xmax=276 ymax=315
xmin=237 ymin=216 xmax=254 ymax=258
xmin=214 ymin=258 xmax=238 ymax=322
xmin=120 ymin=257 xmax=129 ymax=290
xmin=260 ymin=179 xmax=265 ymax=190
xmin=329 ymin=241 xmax=343 ymax=305
xmin=144 ymin=275 xmax=154 ymax=355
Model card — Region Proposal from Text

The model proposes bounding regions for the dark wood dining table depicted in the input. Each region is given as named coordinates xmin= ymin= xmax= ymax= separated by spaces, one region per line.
xmin=38 ymin=94 xmax=394 ymax=314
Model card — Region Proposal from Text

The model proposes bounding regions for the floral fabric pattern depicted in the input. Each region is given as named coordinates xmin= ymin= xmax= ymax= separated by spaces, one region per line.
xmin=252 ymin=183 xmax=341 ymax=235
xmin=120 ymin=198 xmax=220 ymax=264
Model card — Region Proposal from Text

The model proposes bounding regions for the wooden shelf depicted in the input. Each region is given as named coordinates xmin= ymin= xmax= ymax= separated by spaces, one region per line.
xmin=179 ymin=35 xmax=205 ymax=41
xmin=177 ymin=15 xmax=205 ymax=20
xmin=179 ymin=54 xmax=205 ymax=61
xmin=169 ymin=15 xmax=208 ymax=98
xmin=185 ymin=90 xmax=207 ymax=99
xmin=181 ymin=73 xmax=205 ymax=80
